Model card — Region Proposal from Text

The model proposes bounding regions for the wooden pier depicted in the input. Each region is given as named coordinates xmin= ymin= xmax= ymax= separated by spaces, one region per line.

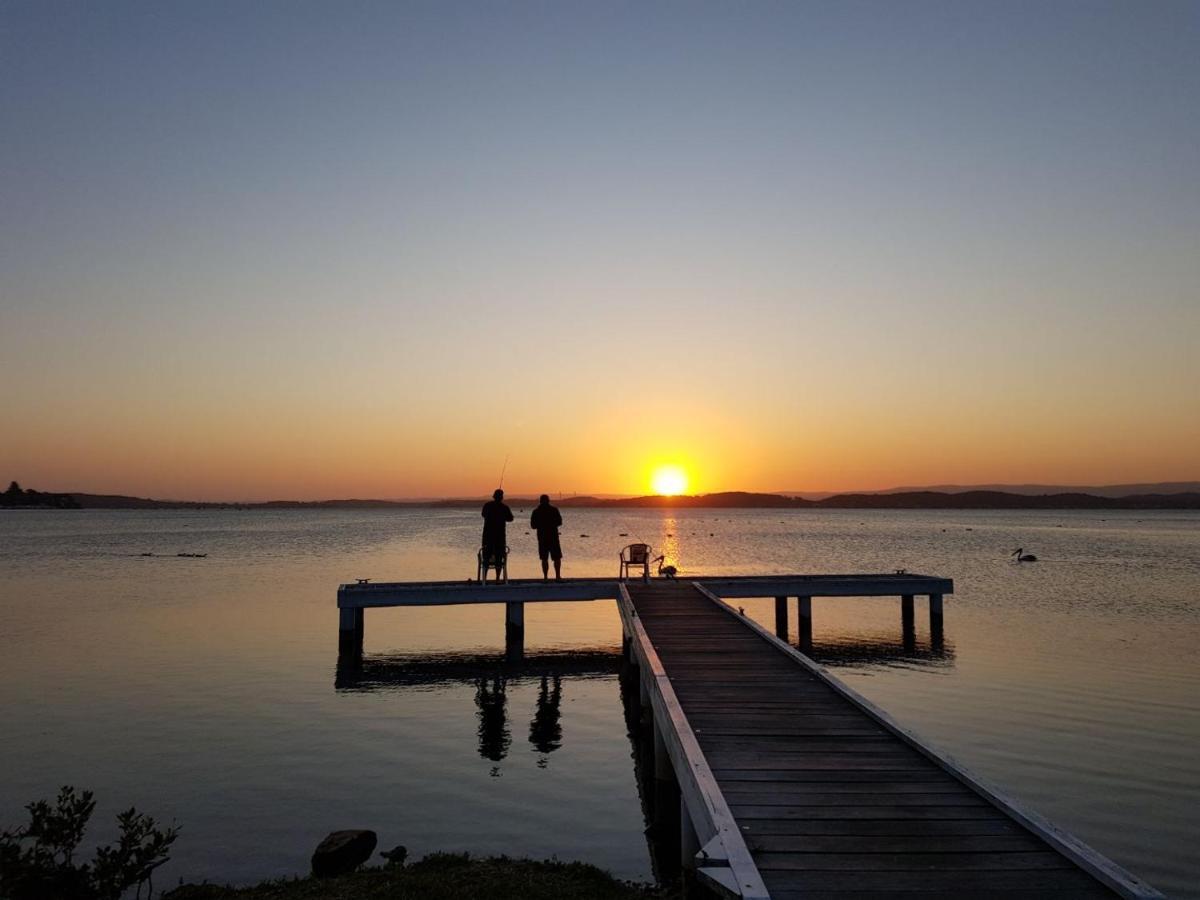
xmin=334 ymin=573 xmax=1162 ymax=898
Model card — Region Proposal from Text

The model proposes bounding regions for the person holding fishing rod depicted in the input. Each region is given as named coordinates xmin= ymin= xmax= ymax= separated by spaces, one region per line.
xmin=480 ymin=458 xmax=514 ymax=581
xmin=481 ymin=488 xmax=514 ymax=581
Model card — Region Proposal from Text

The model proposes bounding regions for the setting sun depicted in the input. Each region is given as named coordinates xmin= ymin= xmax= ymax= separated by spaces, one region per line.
xmin=650 ymin=465 xmax=689 ymax=496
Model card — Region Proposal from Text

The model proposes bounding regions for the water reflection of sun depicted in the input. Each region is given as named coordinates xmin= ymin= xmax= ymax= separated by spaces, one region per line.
xmin=650 ymin=465 xmax=688 ymax=496
xmin=660 ymin=516 xmax=681 ymax=571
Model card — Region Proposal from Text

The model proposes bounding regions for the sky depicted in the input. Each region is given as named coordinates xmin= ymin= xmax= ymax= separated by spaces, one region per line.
xmin=2 ymin=1 xmax=1198 ymax=500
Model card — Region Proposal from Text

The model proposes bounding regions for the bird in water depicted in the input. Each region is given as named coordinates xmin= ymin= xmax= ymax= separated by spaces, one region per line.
xmin=654 ymin=555 xmax=678 ymax=578
xmin=1012 ymin=548 xmax=1038 ymax=562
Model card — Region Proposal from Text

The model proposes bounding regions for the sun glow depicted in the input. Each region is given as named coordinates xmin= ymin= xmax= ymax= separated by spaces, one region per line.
xmin=651 ymin=465 xmax=689 ymax=496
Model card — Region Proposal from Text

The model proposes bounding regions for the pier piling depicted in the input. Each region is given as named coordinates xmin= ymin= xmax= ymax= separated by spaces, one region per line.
xmin=338 ymin=607 xmax=363 ymax=658
xmin=797 ymin=595 xmax=812 ymax=649
xmin=504 ymin=602 xmax=524 ymax=661
xmin=679 ymin=795 xmax=700 ymax=871
xmin=652 ymin=716 xmax=682 ymax=844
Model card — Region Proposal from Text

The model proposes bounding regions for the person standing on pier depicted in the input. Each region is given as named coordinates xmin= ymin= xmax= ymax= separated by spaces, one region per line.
xmin=530 ymin=493 xmax=563 ymax=580
xmin=481 ymin=488 xmax=513 ymax=581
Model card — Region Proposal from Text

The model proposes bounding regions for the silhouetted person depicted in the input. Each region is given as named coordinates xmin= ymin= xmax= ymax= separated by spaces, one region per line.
xmin=475 ymin=674 xmax=510 ymax=764
xmin=529 ymin=674 xmax=563 ymax=763
xmin=530 ymin=494 xmax=563 ymax=580
xmin=481 ymin=488 xmax=513 ymax=581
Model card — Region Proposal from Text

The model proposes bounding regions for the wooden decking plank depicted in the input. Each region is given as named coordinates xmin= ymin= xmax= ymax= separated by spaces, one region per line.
xmin=698 ymin=736 xmax=901 ymax=749
xmin=720 ymin=782 xmax=974 ymax=796
xmin=722 ymin=781 xmax=976 ymax=796
xmin=753 ymin=851 xmax=1074 ymax=871
xmin=747 ymin=834 xmax=1047 ymax=853
xmin=736 ymin=819 xmax=1028 ymax=836
xmin=706 ymin=755 xmax=933 ymax=771
xmin=694 ymin=726 xmax=889 ymax=738
xmin=684 ymin=705 xmax=855 ymax=714
xmin=723 ymin=792 xmax=989 ymax=808
xmin=769 ymin=890 xmax=1112 ymax=900
xmin=760 ymin=868 xmax=1113 ymax=891
xmin=730 ymin=804 xmax=1005 ymax=821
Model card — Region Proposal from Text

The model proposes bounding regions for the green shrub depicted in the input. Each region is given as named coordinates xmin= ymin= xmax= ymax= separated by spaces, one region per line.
xmin=0 ymin=786 xmax=179 ymax=900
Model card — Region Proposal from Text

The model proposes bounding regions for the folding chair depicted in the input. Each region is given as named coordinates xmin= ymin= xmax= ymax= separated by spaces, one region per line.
xmin=619 ymin=543 xmax=653 ymax=582
xmin=478 ymin=545 xmax=508 ymax=583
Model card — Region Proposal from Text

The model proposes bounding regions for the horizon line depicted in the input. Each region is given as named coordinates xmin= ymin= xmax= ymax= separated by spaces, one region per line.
xmin=11 ymin=478 xmax=1200 ymax=506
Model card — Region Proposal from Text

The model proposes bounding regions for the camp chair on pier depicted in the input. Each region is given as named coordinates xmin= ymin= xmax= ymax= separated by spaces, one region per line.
xmin=478 ymin=545 xmax=508 ymax=583
xmin=619 ymin=543 xmax=653 ymax=582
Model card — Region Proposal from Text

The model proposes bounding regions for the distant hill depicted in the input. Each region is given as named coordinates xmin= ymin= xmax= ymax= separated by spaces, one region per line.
xmin=0 ymin=481 xmax=81 ymax=509
xmin=779 ymin=481 xmax=1200 ymax=500
xmin=4 ymin=485 xmax=1197 ymax=511
xmin=557 ymin=490 xmax=1200 ymax=510
xmin=67 ymin=492 xmax=210 ymax=509
xmin=811 ymin=490 xmax=1200 ymax=510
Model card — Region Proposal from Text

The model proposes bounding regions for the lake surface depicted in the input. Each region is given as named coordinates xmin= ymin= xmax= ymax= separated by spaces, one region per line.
xmin=1 ymin=508 xmax=1197 ymax=896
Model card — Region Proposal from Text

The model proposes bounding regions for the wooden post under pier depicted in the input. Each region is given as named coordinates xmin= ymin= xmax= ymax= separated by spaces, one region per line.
xmin=797 ymin=595 xmax=812 ymax=650
xmin=930 ymin=592 xmax=945 ymax=649
xmin=901 ymin=593 xmax=915 ymax=650
xmin=651 ymin=714 xmax=681 ymax=844
xmin=504 ymin=602 xmax=524 ymax=662
xmin=338 ymin=607 xmax=363 ymax=659
xmin=679 ymin=794 xmax=700 ymax=872
xmin=773 ymin=596 xmax=787 ymax=639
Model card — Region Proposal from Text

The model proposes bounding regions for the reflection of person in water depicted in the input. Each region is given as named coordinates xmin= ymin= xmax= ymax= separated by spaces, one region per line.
xmin=474 ymin=675 xmax=510 ymax=766
xmin=529 ymin=674 xmax=563 ymax=766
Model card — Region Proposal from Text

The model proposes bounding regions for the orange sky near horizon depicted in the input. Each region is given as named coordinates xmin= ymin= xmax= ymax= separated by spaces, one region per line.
xmin=5 ymin=355 xmax=1197 ymax=501
xmin=4 ymin=237 xmax=1197 ymax=501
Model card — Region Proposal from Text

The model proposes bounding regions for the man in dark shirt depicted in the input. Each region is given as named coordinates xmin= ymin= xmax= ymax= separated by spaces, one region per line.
xmin=481 ymin=488 xmax=514 ymax=581
xmin=529 ymin=493 xmax=563 ymax=580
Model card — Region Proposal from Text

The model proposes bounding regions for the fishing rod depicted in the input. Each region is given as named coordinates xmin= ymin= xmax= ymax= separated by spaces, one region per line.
xmin=498 ymin=454 xmax=509 ymax=490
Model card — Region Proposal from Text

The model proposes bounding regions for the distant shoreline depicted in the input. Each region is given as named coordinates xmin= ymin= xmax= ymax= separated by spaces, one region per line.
xmin=6 ymin=488 xmax=1197 ymax=511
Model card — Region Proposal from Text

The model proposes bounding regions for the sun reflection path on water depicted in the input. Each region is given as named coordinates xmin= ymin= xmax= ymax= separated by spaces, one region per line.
xmin=658 ymin=516 xmax=681 ymax=574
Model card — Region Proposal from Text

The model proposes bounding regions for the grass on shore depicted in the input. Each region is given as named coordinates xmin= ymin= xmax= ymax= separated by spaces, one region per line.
xmin=163 ymin=853 xmax=677 ymax=900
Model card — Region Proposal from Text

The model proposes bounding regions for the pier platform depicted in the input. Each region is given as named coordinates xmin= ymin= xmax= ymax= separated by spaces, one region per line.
xmin=336 ymin=572 xmax=952 ymax=659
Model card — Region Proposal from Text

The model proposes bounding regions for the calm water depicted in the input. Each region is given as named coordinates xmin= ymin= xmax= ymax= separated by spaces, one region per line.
xmin=1 ymin=508 xmax=1198 ymax=896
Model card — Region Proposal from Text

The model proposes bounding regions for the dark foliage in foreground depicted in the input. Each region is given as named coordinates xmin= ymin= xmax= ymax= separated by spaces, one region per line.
xmin=0 ymin=786 xmax=179 ymax=900
xmin=164 ymin=853 xmax=677 ymax=900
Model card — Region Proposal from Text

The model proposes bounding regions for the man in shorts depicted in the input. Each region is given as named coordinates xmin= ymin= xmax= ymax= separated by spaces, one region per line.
xmin=529 ymin=494 xmax=563 ymax=580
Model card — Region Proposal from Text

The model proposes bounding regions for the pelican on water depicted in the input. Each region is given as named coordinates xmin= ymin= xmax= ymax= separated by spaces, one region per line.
xmin=1012 ymin=548 xmax=1038 ymax=562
